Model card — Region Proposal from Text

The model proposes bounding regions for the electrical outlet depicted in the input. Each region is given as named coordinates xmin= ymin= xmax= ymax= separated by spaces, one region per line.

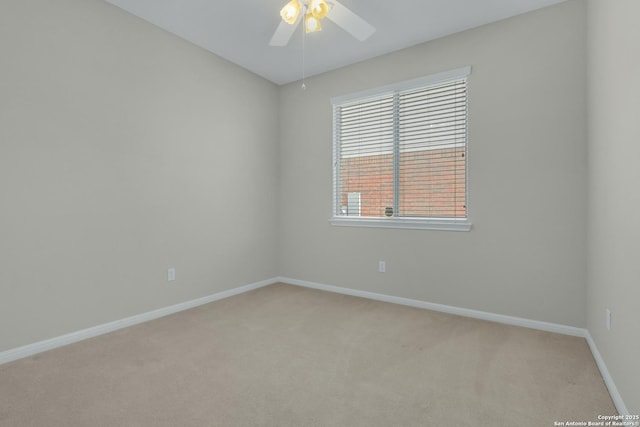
xmin=378 ymin=261 xmax=386 ymax=273
xmin=168 ymin=267 xmax=176 ymax=282
xmin=606 ymin=309 xmax=611 ymax=330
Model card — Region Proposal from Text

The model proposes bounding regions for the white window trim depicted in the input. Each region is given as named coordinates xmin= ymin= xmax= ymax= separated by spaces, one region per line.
xmin=331 ymin=66 xmax=471 ymax=105
xmin=329 ymin=217 xmax=472 ymax=231
xmin=331 ymin=66 xmax=473 ymax=232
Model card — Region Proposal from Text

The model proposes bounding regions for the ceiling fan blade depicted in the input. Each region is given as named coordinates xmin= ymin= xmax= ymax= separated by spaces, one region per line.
xmin=269 ymin=13 xmax=302 ymax=46
xmin=326 ymin=1 xmax=375 ymax=41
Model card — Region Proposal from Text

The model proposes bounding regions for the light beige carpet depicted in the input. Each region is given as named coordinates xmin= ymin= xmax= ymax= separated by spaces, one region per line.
xmin=0 ymin=283 xmax=615 ymax=426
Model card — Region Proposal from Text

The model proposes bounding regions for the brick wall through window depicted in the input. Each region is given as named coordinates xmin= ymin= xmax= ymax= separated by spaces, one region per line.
xmin=340 ymin=147 xmax=466 ymax=218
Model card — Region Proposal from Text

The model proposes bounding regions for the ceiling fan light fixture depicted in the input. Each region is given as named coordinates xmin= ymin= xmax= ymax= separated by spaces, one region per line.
xmin=305 ymin=13 xmax=322 ymax=33
xmin=270 ymin=0 xmax=375 ymax=47
xmin=309 ymin=0 xmax=329 ymax=19
xmin=280 ymin=0 xmax=301 ymax=25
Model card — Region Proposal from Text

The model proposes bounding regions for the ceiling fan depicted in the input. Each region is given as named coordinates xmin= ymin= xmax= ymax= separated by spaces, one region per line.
xmin=269 ymin=0 xmax=376 ymax=47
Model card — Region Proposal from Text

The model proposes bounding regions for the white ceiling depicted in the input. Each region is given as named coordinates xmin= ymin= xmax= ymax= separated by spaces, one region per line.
xmin=103 ymin=0 xmax=567 ymax=85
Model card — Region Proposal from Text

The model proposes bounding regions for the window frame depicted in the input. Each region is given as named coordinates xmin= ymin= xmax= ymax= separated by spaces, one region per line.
xmin=330 ymin=67 xmax=472 ymax=231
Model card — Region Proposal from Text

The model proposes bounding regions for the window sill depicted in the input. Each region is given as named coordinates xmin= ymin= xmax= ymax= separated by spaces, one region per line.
xmin=329 ymin=217 xmax=472 ymax=231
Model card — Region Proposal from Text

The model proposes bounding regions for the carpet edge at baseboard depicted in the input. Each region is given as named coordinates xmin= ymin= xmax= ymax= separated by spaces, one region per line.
xmin=277 ymin=277 xmax=586 ymax=336
xmin=584 ymin=331 xmax=630 ymax=416
xmin=0 ymin=277 xmax=278 ymax=366
xmin=1 ymin=275 xmax=628 ymax=417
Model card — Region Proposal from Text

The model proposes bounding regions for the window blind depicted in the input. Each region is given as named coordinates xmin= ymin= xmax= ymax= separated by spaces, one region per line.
xmin=333 ymin=70 xmax=468 ymax=221
xmin=397 ymin=79 xmax=467 ymax=218
xmin=335 ymin=94 xmax=395 ymax=217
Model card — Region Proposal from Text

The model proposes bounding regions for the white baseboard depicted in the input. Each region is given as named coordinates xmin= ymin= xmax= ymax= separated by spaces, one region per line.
xmin=0 ymin=277 xmax=277 ymax=366
xmin=585 ymin=331 xmax=630 ymax=416
xmin=276 ymin=277 xmax=587 ymax=337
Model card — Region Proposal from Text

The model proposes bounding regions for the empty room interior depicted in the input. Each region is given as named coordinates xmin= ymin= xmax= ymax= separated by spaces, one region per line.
xmin=1 ymin=0 xmax=638 ymax=425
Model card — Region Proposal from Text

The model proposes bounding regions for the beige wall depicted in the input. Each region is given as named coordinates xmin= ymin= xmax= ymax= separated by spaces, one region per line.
xmin=587 ymin=0 xmax=640 ymax=414
xmin=0 ymin=0 xmax=279 ymax=352
xmin=278 ymin=0 xmax=588 ymax=327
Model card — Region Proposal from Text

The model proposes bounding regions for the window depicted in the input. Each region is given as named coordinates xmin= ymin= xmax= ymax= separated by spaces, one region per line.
xmin=331 ymin=67 xmax=471 ymax=231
